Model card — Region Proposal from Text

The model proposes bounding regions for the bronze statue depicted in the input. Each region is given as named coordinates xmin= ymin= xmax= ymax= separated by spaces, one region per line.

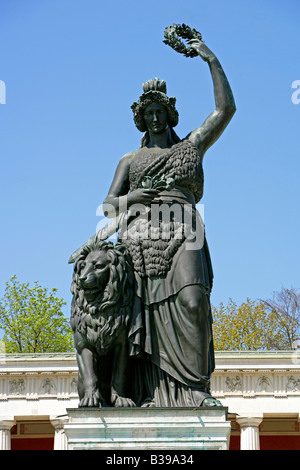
xmin=69 ymin=24 xmax=236 ymax=408
xmin=70 ymin=241 xmax=135 ymax=407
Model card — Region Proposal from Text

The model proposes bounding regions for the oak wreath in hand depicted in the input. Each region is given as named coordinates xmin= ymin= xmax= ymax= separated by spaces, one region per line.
xmin=163 ymin=23 xmax=203 ymax=58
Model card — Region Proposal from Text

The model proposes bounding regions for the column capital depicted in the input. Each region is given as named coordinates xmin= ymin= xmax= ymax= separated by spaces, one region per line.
xmin=50 ymin=415 xmax=69 ymax=430
xmin=0 ymin=419 xmax=16 ymax=431
xmin=236 ymin=416 xmax=263 ymax=428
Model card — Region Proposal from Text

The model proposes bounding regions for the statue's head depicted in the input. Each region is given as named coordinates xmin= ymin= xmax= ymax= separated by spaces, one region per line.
xmin=131 ymin=78 xmax=179 ymax=133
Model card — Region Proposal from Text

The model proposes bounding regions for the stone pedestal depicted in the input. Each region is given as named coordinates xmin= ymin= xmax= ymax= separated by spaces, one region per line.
xmin=64 ymin=407 xmax=231 ymax=450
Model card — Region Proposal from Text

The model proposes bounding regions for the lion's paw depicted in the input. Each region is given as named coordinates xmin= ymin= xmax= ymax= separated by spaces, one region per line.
xmin=112 ymin=396 xmax=136 ymax=408
xmin=79 ymin=389 xmax=103 ymax=407
xmin=141 ymin=398 xmax=155 ymax=408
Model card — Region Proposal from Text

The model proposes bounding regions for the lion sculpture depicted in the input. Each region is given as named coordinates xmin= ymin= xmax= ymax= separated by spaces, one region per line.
xmin=70 ymin=239 xmax=136 ymax=407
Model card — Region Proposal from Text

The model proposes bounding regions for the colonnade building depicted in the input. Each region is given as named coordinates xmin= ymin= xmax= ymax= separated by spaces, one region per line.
xmin=0 ymin=350 xmax=300 ymax=450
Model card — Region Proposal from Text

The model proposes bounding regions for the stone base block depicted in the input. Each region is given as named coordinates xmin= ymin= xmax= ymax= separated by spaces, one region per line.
xmin=64 ymin=407 xmax=230 ymax=450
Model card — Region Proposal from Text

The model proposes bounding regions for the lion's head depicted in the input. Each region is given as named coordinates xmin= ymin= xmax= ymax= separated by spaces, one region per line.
xmin=77 ymin=248 xmax=111 ymax=302
xmin=70 ymin=240 xmax=134 ymax=348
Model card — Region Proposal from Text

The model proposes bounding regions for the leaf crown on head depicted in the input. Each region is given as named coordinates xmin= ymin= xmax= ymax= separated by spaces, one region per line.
xmin=131 ymin=78 xmax=179 ymax=132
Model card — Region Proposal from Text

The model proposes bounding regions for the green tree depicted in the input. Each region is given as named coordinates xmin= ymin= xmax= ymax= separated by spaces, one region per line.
xmin=212 ymin=297 xmax=287 ymax=351
xmin=0 ymin=276 xmax=74 ymax=353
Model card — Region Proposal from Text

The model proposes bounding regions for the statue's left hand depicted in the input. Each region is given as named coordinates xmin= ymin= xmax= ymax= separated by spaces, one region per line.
xmin=188 ymin=39 xmax=215 ymax=62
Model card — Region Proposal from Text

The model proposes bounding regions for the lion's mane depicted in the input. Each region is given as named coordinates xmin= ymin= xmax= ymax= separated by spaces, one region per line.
xmin=70 ymin=240 xmax=134 ymax=355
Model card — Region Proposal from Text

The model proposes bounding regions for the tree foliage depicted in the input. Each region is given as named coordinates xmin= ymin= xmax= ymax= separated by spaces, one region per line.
xmin=0 ymin=276 xmax=74 ymax=353
xmin=262 ymin=287 xmax=300 ymax=349
xmin=212 ymin=288 xmax=300 ymax=351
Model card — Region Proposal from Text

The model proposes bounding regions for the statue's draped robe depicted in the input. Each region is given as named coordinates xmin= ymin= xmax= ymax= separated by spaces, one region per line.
xmin=120 ymin=139 xmax=215 ymax=406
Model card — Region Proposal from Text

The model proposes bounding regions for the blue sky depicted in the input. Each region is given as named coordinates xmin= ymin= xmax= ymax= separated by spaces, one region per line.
xmin=0 ymin=0 xmax=299 ymax=320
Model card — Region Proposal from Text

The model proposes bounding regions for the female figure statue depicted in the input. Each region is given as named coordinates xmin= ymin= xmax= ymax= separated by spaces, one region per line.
xmin=69 ymin=27 xmax=236 ymax=408
xmin=102 ymin=31 xmax=236 ymax=407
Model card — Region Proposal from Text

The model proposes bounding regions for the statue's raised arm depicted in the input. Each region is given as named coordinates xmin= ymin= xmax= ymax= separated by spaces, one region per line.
xmin=164 ymin=24 xmax=236 ymax=157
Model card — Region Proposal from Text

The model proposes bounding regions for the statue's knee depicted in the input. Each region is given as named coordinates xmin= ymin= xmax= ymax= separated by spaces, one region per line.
xmin=186 ymin=299 xmax=201 ymax=316
xmin=179 ymin=287 xmax=208 ymax=319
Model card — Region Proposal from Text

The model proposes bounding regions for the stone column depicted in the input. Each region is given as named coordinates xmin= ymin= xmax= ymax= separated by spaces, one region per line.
xmin=236 ymin=417 xmax=262 ymax=450
xmin=51 ymin=417 xmax=69 ymax=450
xmin=0 ymin=420 xmax=16 ymax=450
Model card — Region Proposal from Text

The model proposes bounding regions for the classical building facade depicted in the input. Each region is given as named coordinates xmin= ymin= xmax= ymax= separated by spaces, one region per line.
xmin=0 ymin=351 xmax=300 ymax=450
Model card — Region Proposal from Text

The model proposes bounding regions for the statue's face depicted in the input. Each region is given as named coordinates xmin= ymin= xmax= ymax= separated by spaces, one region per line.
xmin=143 ymin=102 xmax=168 ymax=134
